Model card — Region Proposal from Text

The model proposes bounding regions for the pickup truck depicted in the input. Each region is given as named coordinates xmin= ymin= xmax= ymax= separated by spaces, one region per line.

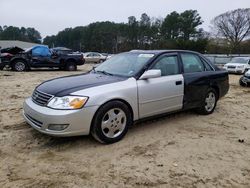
xmin=0 ymin=46 xmax=84 ymax=71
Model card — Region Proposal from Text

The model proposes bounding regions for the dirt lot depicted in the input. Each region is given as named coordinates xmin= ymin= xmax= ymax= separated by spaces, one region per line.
xmin=0 ymin=65 xmax=250 ymax=188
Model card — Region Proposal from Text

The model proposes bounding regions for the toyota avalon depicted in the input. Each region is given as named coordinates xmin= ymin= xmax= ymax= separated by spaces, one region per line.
xmin=23 ymin=50 xmax=229 ymax=144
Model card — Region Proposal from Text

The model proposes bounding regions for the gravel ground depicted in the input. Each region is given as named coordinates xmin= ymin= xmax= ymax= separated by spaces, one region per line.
xmin=0 ymin=65 xmax=250 ymax=188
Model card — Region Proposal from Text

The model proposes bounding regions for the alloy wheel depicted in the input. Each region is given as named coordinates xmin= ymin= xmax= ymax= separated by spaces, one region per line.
xmin=101 ymin=108 xmax=127 ymax=138
xmin=15 ymin=62 xmax=25 ymax=71
xmin=205 ymin=92 xmax=216 ymax=112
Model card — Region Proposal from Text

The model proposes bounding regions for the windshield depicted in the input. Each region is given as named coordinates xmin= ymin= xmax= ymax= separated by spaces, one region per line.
xmin=229 ymin=58 xmax=249 ymax=64
xmin=94 ymin=53 xmax=155 ymax=77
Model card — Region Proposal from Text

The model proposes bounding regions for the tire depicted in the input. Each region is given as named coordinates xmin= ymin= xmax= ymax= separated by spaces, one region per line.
xmin=91 ymin=101 xmax=133 ymax=144
xmin=12 ymin=60 xmax=27 ymax=72
xmin=65 ymin=62 xmax=77 ymax=71
xmin=99 ymin=59 xmax=104 ymax=64
xmin=239 ymin=77 xmax=247 ymax=87
xmin=196 ymin=89 xmax=218 ymax=115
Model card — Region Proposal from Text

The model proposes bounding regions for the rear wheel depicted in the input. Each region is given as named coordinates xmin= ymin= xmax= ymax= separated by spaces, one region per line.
xmin=65 ymin=62 xmax=77 ymax=71
xmin=91 ymin=101 xmax=132 ymax=144
xmin=196 ymin=89 xmax=218 ymax=115
xmin=99 ymin=59 xmax=104 ymax=64
xmin=12 ymin=60 xmax=27 ymax=72
xmin=239 ymin=77 xmax=247 ymax=87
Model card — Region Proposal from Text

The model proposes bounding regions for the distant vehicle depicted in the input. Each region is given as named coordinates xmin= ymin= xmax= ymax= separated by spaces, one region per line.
xmin=223 ymin=57 xmax=250 ymax=74
xmin=23 ymin=50 xmax=229 ymax=144
xmin=84 ymin=52 xmax=107 ymax=64
xmin=0 ymin=46 xmax=84 ymax=71
xmin=239 ymin=70 xmax=250 ymax=87
xmin=51 ymin=47 xmax=73 ymax=55
xmin=0 ymin=46 xmax=24 ymax=70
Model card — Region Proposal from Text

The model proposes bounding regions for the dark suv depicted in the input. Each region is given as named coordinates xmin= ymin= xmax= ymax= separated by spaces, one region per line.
xmin=0 ymin=46 xmax=84 ymax=71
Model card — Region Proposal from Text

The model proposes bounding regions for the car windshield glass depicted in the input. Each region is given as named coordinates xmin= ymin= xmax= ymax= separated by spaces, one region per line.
xmin=229 ymin=58 xmax=249 ymax=64
xmin=94 ymin=53 xmax=155 ymax=77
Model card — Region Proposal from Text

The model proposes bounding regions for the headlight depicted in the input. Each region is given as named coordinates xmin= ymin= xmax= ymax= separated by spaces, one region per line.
xmin=47 ymin=96 xmax=88 ymax=110
xmin=237 ymin=65 xmax=244 ymax=68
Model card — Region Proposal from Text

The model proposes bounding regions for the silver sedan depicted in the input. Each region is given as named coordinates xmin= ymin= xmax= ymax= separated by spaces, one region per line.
xmin=23 ymin=50 xmax=229 ymax=144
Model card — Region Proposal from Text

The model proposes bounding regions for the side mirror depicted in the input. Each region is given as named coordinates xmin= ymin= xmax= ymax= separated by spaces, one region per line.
xmin=139 ymin=69 xmax=161 ymax=80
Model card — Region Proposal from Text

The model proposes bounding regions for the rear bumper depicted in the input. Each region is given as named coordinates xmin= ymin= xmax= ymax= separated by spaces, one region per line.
xmin=76 ymin=59 xmax=85 ymax=65
xmin=23 ymin=97 xmax=99 ymax=137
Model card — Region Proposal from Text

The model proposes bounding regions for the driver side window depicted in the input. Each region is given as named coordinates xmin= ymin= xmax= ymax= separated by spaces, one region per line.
xmin=151 ymin=55 xmax=179 ymax=76
xmin=86 ymin=53 xmax=93 ymax=57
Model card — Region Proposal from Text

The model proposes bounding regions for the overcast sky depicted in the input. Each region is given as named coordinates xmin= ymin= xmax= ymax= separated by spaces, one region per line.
xmin=0 ymin=0 xmax=249 ymax=38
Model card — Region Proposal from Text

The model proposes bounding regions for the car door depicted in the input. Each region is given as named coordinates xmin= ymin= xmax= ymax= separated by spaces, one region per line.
xmin=31 ymin=46 xmax=51 ymax=67
xmin=92 ymin=53 xmax=101 ymax=63
xmin=246 ymin=59 xmax=250 ymax=71
xmin=85 ymin=53 xmax=94 ymax=63
xmin=180 ymin=52 xmax=212 ymax=109
xmin=137 ymin=53 xmax=184 ymax=118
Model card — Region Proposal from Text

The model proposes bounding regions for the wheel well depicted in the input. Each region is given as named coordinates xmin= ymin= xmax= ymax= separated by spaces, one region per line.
xmin=90 ymin=99 xmax=134 ymax=132
xmin=211 ymin=85 xmax=220 ymax=99
xmin=11 ymin=58 xmax=27 ymax=66
xmin=66 ymin=58 xmax=76 ymax=64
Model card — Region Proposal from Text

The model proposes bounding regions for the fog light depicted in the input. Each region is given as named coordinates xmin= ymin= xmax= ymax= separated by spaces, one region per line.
xmin=48 ymin=124 xmax=69 ymax=131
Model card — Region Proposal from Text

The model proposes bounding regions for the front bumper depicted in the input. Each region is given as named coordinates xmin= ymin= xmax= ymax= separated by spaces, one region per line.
xmin=23 ymin=97 xmax=99 ymax=137
xmin=225 ymin=68 xmax=245 ymax=74
xmin=242 ymin=76 xmax=250 ymax=83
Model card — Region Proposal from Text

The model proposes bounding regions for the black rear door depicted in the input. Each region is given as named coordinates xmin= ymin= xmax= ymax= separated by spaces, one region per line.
xmin=179 ymin=52 xmax=214 ymax=109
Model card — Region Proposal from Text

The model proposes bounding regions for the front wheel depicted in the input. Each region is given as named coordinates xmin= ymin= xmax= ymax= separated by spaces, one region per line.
xmin=12 ymin=60 xmax=27 ymax=72
xmin=91 ymin=101 xmax=132 ymax=144
xmin=196 ymin=89 xmax=218 ymax=115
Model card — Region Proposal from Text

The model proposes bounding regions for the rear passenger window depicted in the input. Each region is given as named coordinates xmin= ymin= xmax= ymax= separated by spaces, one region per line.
xmin=202 ymin=58 xmax=214 ymax=71
xmin=181 ymin=53 xmax=205 ymax=73
xmin=151 ymin=55 xmax=179 ymax=76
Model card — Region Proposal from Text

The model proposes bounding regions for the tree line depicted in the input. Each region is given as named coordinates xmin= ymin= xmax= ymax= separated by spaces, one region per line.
xmin=0 ymin=26 xmax=41 ymax=44
xmin=43 ymin=10 xmax=209 ymax=53
xmin=1 ymin=8 xmax=250 ymax=54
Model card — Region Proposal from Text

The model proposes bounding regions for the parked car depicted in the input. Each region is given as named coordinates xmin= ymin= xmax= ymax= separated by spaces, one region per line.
xmin=0 ymin=46 xmax=24 ymax=70
xmin=0 ymin=46 xmax=84 ymax=71
xmin=23 ymin=50 xmax=229 ymax=144
xmin=84 ymin=52 xmax=107 ymax=64
xmin=223 ymin=57 xmax=250 ymax=74
xmin=51 ymin=47 xmax=73 ymax=55
xmin=239 ymin=69 xmax=250 ymax=87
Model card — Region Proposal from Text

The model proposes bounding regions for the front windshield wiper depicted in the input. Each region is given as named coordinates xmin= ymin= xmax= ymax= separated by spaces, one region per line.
xmin=95 ymin=70 xmax=114 ymax=76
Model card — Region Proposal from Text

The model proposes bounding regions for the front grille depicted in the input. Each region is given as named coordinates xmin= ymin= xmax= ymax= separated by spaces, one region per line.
xmin=228 ymin=66 xmax=236 ymax=69
xmin=32 ymin=89 xmax=53 ymax=106
xmin=25 ymin=113 xmax=43 ymax=128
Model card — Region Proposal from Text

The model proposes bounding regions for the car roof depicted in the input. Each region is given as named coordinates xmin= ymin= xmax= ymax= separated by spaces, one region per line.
xmin=232 ymin=56 xmax=250 ymax=60
xmin=129 ymin=49 xmax=201 ymax=55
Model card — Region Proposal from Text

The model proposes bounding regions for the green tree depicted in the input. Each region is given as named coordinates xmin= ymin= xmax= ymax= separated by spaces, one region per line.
xmin=161 ymin=11 xmax=180 ymax=39
xmin=0 ymin=25 xmax=41 ymax=43
xmin=179 ymin=10 xmax=203 ymax=40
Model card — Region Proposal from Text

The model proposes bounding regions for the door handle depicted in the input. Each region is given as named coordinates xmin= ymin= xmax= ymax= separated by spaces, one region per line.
xmin=176 ymin=81 xmax=182 ymax=85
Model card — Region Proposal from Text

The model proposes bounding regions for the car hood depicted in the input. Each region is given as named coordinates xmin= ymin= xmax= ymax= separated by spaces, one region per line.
xmin=225 ymin=63 xmax=246 ymax=67
xmin=36 ymin=72 xmax=127 ymax=97
xmin=0 ymin=46 xmax=24 ymax=55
